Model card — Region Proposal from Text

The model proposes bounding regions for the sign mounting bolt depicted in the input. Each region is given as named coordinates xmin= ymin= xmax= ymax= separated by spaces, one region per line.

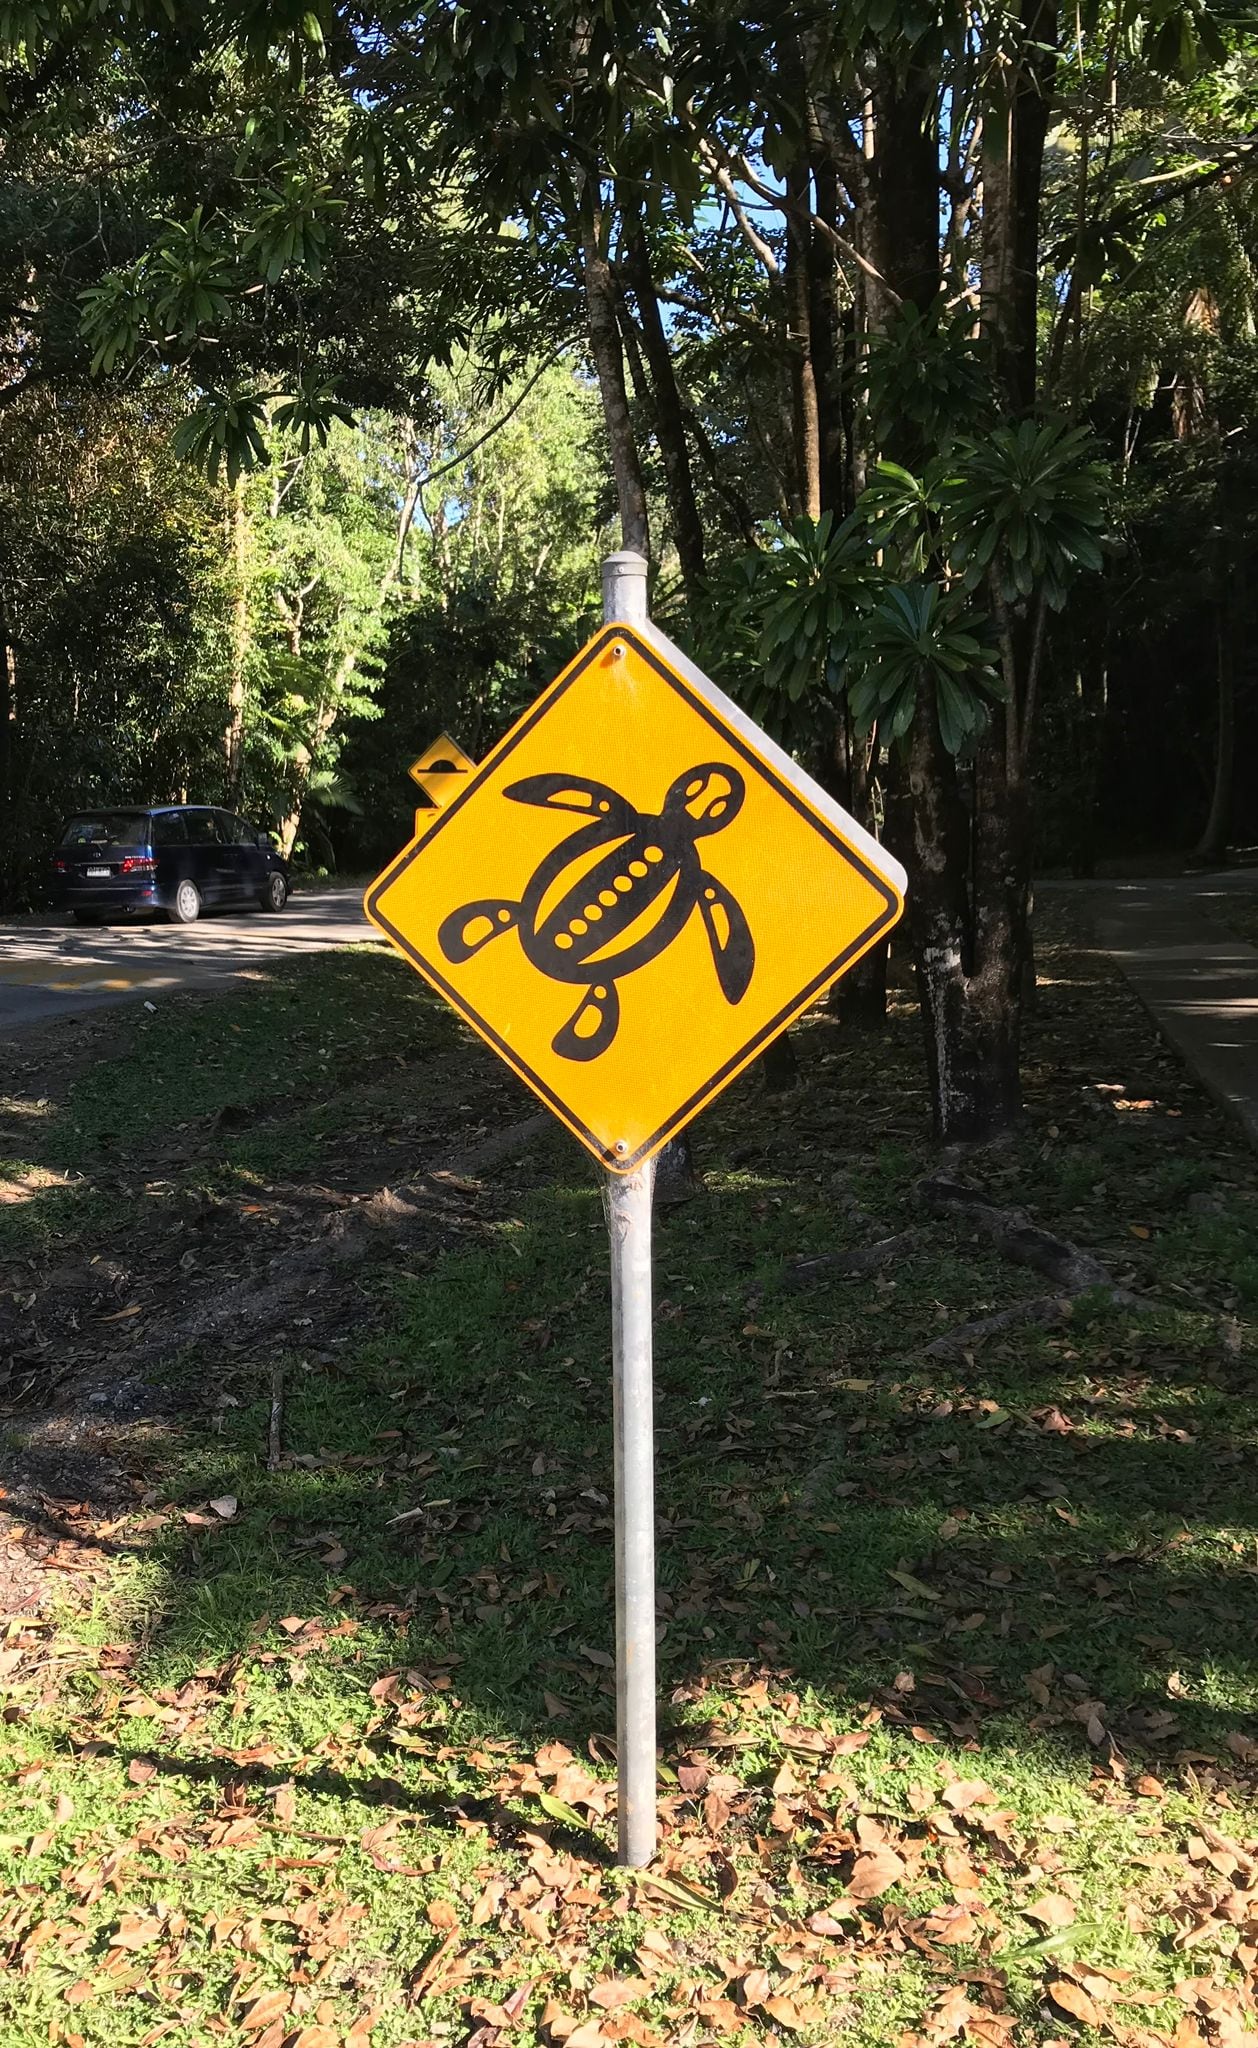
xmin=614 ymin=1139 xmax=628 ymax=1155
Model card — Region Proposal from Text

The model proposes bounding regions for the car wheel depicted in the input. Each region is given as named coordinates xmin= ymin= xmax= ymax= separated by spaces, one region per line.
xmin=259 ymin=872 xmax=288 ymax=911
xmin=72 ymin=910 xmax=104 ymax=927
xmin=166 ymin=879 xmax=201 ymax=925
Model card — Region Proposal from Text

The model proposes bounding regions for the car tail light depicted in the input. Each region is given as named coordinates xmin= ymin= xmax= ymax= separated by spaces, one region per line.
xmin=52 ymin=856 xmax=67 ymax=872
xmin=119 ymin=856 xmax=156 ymax=875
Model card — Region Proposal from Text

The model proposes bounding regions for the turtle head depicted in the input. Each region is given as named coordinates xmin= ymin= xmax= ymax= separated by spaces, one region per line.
xmin=664 ymin=764 xmax=746 ymax=837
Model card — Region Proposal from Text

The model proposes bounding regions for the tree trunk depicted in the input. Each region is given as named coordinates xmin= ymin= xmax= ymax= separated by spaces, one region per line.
xmin=784 ymin=159 xmax=822 ymax=519
xmin=0 ymin=577 xmax=16 ymax=904
xmin=225 ymin=476 xmax=248 ymax=796
xmin=1068 ymin=663 xmax=1106 ymax=877
xmin=905 ymin=695 xmax=1028 ymax=1141
xmin=1011 ymin=0 xmax=1059 ymax=410
xmin=982 ymin=2 xmax=1058 ymax=407
xmin=579 ymin=203 xmax=650 ymax=557
xmin=623 ymin=217 xmax=706 ymax=601
xmin=809 ymin=157 xmax=846 ymax=514
xmin=866 ymin=65 xmax=943 ymax=322
xmin=827 ymin=710 xmax=890 ymax=1027
xmin=838 ymin=940 xmax=889 ymax=1028
xmin=860 ymin=39 xmax=1046 ymax=1142
xmin=761 ymin=1032 xmax=799 ymax=1092
xmin=1195 ymin=594 xmax=1235 ymax=862
xmin=280 ymin=447 xmax=423 ymax=857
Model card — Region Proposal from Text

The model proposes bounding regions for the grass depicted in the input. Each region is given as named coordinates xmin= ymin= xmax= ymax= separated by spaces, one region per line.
xmin=1 ymin=927 xmax=1257 ymax=2048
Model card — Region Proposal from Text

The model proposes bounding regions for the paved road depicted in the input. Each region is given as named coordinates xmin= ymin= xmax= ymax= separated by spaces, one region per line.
xmin=0 ymin=888 xmax=378 ymax=1034
xmin=8 ymin=869 xmax=1258 ymax=1152
xmin=1048 ymin=869 xmax=1258 ymax=1149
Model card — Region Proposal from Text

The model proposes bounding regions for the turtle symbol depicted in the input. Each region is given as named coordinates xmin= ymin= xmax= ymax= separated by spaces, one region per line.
xmin=438 ymin=766 xmax=755 ymax=1062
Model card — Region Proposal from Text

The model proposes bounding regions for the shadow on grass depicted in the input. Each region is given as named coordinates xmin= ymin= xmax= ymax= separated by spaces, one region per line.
xmin=113 ymin=1151 xmax=1258 ymax=1813
xmin=6 ymin=921 xmax=1257 ymax=1847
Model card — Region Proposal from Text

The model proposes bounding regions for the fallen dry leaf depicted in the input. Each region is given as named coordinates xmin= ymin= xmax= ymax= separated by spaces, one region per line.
xmin=941 ymin=1780 xmax=993 ymax=1812
xmin=1048 ymin=1979 xmax=1102 ymax=2028
xmin=942 ymin=1848 xmax=981 ymax=1891
xmin=764 ymin=1995 xmax=809 ymax=2031
xmin=109 ymin=1913 xmax=166 ymax=1950
xmin=1024 ymin=1895 xmax=1076 ymax=1930
xmin=590 ymin=1978 xmax=651 ymax=2011
xmin=849 ymin=1846 xmax=907 ymax=1899
xmin=565 ymin=2022 xmax=613 ymax=2048
xmin=925 ymin=1984 xmax=975 ymax=2043
xmin=239 ymin=1988 xmax=292 ymax=2031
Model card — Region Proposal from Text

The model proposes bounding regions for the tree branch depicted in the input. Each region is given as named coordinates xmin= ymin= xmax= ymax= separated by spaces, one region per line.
xmin=676 ymin=105 xmax=901 ymax=305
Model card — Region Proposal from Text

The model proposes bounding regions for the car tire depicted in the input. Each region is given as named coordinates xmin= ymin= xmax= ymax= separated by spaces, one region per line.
xmin=166 ymin=879 xmax=201 ymax=925
xmin=72 ymin=910 xmax=104 ymax=927
xmin=259 ymin=872 xmax=288 ymax=912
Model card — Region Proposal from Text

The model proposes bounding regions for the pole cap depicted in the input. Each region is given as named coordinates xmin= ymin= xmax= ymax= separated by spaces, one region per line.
xmin=602 ymin=551 xmax=649 ymax=625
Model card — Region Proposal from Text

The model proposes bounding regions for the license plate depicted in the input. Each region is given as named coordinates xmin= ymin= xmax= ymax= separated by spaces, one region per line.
xmin=86 ymin=866 xmax=111 ymax=878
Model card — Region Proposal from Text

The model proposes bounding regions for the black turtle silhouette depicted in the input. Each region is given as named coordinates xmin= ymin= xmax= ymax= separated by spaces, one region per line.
xmin=438 ymin=765 xmax=755 ymax=1061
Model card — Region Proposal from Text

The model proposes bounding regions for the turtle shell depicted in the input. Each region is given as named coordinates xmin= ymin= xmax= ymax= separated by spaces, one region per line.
xmin=519 ymin=822 xmax=698 ymax=985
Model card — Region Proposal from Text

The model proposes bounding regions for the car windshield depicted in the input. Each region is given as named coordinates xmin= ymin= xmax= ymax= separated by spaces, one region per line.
xmin=60 ymin=814 xmax=149 ymax=850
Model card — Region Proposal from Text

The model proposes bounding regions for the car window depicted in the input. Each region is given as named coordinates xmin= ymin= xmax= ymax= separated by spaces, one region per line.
xmin=151 ymin=812 xmax=187 ymax=848
xmin=188 ymin=811 xmax=220 ymax=845
xmin=227 ymin=814 xmax=258 ymax=846
xmin=211 ymin=809 xmax=244 ymax=845
xmin=60 ymin=814 xmax=148 ymax=850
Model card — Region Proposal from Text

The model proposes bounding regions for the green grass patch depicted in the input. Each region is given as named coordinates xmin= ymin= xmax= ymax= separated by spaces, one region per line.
xmin=2 ymin=924 xmax=1258 ymax=2046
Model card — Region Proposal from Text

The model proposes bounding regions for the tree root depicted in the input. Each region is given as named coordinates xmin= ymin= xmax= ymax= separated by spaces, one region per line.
xmin=134 ymin=1112 xmax=548 ymax=1362
xmin=916 ymin=1174 xmax=1116 ymax=1291
xmin=785 ymin=1229 xmax=924 ymax=1289
xmin=916 ymin=1173 xmax=1142 ymax=1358
xmin=781 ymin=1173 xmax=1144 ymax=1355
xmin=921 ymin=1294 xmax=1074 ymax=1360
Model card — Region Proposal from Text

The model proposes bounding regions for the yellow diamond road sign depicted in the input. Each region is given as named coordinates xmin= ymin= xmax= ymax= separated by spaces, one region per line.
xmin=366 ymin=620 xmax=906 ymax=1172
xmin=409 ymin=732 xmax=477 ymax=806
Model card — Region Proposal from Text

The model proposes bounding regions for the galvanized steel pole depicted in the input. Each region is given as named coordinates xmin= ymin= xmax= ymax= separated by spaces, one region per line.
xmin=601 ymin=548 xmax=657 ymax=1867
xmin=606 ymin=1160 xmax=657 ymax=1866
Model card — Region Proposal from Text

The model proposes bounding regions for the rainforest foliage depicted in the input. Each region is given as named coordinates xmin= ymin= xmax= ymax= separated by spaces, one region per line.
xmin=0 ymin=0 xmax=1256 ymax=1127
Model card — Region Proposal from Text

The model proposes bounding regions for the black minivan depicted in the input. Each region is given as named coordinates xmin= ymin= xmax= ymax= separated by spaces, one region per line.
xmin=51 ymin=807 xmax=290 ymax=925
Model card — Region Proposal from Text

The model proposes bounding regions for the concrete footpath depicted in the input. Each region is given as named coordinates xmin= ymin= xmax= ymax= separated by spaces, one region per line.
xmin=1051 ymin=871 xmax=1258 ymax=1149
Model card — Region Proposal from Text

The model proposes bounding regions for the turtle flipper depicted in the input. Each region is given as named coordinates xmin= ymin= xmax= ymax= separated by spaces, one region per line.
xmin=505 ymin=774 xmax=635 ymax=829
xmin=438 ymin=899 xmax=519 ymax=963
xmin=553 ymin=981 xmax=620 ymax=1061
xmin=697 ymin=873 xmax=754 ymax=1004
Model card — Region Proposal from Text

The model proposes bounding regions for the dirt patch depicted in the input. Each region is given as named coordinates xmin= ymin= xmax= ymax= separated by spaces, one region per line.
xmin=0 ymin=966 xmax=552 ymax=1613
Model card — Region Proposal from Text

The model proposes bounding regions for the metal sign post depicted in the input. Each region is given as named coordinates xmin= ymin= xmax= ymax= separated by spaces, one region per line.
xmin=364 ymin=549 xmax=907 ymax=1872
xmin=606 ymin=1157 xmax=657 ymax=1865
xmin=599 ymin=549 xmax=659 ymax=1866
